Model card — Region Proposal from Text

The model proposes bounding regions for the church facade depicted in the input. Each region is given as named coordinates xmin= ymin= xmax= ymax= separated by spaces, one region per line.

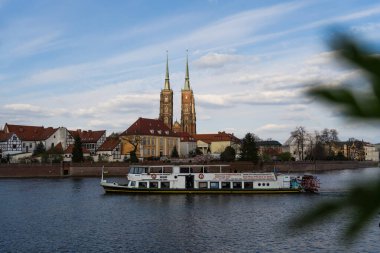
xmin=159 ymin=53 xmax=196 ymax=135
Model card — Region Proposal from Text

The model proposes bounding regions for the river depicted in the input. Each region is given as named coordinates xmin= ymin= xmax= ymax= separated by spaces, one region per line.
xmin=0 ymin=167 xmax=379 ymax=252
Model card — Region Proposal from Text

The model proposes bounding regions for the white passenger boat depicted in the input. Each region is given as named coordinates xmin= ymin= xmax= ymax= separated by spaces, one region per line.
xmin=100 ymin=165 xmax=320 ymax=194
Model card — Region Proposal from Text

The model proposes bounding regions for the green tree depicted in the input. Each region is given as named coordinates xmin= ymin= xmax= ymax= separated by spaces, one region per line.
xmin=171 ymin=146 xmax=179 ymax=158
xmin=72 ymin=136 xmax=84 ymax=163
xmin=220 ymin=146 xmax=236 ymax=162
xmin=33 ymin=142 xmax=46 ymax=156
xmin=130 ymin=151 xmax=138 ymax=163
xmin=278 ymin=152 xmax=292 ymax=161
xmin=293 ymin=34 xmax=380 ymax=241
xmin=239 ymin=133 xmax=258 ymax=163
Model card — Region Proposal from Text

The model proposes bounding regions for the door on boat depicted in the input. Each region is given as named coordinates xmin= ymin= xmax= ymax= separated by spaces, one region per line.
xmin=185 ymin=175 xmax=194 ymax=189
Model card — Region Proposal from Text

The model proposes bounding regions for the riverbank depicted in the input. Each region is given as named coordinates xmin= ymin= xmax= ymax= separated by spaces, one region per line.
xmin=0 ymin=160 xmax=378 ymax=178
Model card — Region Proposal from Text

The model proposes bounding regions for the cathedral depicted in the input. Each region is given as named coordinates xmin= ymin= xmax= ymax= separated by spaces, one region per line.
xmin=159 ymin=53 xmax=196 ymax=135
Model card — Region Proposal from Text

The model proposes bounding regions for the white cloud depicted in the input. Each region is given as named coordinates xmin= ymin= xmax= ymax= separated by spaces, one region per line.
xmin=4 ymin=103 xmax=42 ymax=112
xmin=193 ymin=53 xmax=245 ymax=68
xmin=256 ymin=124 xmax=291 ymax=132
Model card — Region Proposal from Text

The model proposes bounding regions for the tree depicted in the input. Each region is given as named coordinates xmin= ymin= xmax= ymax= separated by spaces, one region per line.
xmin=121 ymin=135 xmax=141 ymax=163
xmin=171 ymin=146 xmax=179 ymax=158
xmin=33 ymin=142 xmax=46 ymax=156
xmin=239 ymin=133 xmax=258 ymax=163
xmin=291 ymin=126 xmax=306 ymax=161
xmin=278 ymin=152 xmax=292 ymax=161
xmin=220 ymin=146 xmax=236 ymax=162
xmin=72 ymin=136 xmax=84 ymax=163
xmin=294 ymin=34 xmax=380 ymax=240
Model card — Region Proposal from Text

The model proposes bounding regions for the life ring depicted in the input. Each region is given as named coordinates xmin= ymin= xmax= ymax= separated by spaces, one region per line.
xmin=151 ymin=174 xmax=157 ymax=179
xmin=199 ymin=173 xmax=204 ymax=179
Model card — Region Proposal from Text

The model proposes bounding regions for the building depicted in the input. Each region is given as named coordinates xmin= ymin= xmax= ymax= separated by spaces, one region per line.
xmin=158 ymin=53 xmax=196 ymax=135
xmin=180 ymin=54 xmax=196 ymax=135
xmin=3 ymin=123 xmax=70 ymax=155
xmin=256 ymin=140 xmax=283 ymax=159
xmin=159 ymin=52 xmax=174 ymax=130
xmin=0 ymin=131 xmax=22 ymax=158
xmin=176 ymin=132 xmax=197 ymax=157
xmin=283 ymin=135 xmax=314 ymax=161
xmin=364 ymin=143 xmax=379 ymax=161
xmin=68 ymin=129 xmax=106 ymax=155
xmin=96 ymin=137 xmax=124 ymax=162
xmin=121 ymin=117 xmax=180 ymax=159
xmin=194 ymin=132 xmax=241 ymax=155
xmin=63 ymin=145 xmax=91 ymax=162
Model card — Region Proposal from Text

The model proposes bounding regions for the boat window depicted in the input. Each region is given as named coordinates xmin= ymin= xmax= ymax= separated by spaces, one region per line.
xmin=210 ymin=182 xmax=219 ymax=189
xmin=139 ymin=182 xmax=147 ymax=188
xmin=161 ymin=182 xmax=170 ymax=189
xmin=233 ymin=182 xmax=242 ymax=189
xmin=258 ymin=183 xmax=261 ymax=186
xmin=180 ymin=167 xmax=189 ymax=173
xmin=199 ymin=182 xmax=208 ymax=189
xmin=150 ymin=167 xmax=162 ymax=173
xmin=221 ymin=182 xmax=231 ymax=189
xmin=131 ymin=167 xmax=148 ymax=174
xmin=149 ymin=182 xmax=158 ymax=189
xmin=267 ymin=183 xmax=270 ymax=186
xmin=163 ymin=167 xmax=173 ymax=173
xmin=244 ymin=182 xmax=253 ymax=189
xmin=130 ymin=181 xmax=136 ymax=187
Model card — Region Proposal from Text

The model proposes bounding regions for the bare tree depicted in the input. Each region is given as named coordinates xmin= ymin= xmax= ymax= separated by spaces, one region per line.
xmin=121 ymin=135 xmax=141 ymax=162
xmin=291 ymin=126 xmax=306 ymax=160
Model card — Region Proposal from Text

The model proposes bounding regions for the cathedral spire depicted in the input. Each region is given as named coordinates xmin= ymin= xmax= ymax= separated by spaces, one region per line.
xmin=164 ymin=51 xmax=170 ymax=90
xmin=184 ymin=50 xmax=190 ymax=90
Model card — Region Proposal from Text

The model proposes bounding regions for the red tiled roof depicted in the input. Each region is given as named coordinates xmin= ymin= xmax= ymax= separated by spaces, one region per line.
xmin=194 ymin=132 xmax=241 ymax=143
xmin=69 ymin=129 xmax=106 ymax=143
xmin=0 ymin=130 xmax=13 ymax=142
xmin=175 ymin=132 xmax=196 ymax=142
xmin=54 ymin=142 xmax=64 ymax=153
xmin=64 ymin=144 xmax=90 ymax=154
xmin=98 ymin=138 xmax=120 ymax=151
xmin=122 ymin=117 xmax=176 ymax=137
xmin=4 ymin=123 xmax=57 ymax=141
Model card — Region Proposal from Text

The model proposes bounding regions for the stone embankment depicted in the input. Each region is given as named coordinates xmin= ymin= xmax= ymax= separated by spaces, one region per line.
xmin=0 ymin=161 xmax=378 ymax=178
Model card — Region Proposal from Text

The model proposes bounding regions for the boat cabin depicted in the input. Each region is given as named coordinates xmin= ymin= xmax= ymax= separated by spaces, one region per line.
xmin=126 ymin=165 xmax=295 ymax=190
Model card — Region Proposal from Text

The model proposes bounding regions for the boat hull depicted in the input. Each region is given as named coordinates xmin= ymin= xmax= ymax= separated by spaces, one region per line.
xmin=101 ymin=184 xmax=302 ymax=194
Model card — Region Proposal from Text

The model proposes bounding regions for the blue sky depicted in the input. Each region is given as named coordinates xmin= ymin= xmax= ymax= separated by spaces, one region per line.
xmin=1 ymin=0 xmax=380 ymax=143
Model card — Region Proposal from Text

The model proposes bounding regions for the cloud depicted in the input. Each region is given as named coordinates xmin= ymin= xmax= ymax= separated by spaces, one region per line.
xmin=256 ymin=124 xmax=291 ymax=132
xmin=193 ymin=52 xmax=246 ymax=68
xmin=1 ymin=103 xmax=54 ymax=119
xmin=4 ymin=103 xmax=42 ymax=112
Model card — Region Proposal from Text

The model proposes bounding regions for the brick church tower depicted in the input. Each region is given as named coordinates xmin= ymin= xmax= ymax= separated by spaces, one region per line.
xmin=159 ymin=52 xmax=174 ymax=130
xmin=181 ymin=53 xmax=196 ymax=135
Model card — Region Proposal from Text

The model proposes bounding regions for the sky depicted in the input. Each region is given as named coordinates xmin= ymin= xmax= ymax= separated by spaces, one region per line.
xmin=1 ymin=0 xmax=380 ymax=143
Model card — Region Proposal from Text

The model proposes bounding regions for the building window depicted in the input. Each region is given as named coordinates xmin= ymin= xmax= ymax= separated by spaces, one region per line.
xmin=30 ymin=143 xmax=32 ymax=148
xmin=12 ymin=144 xmax=17 ymax=149
xmin=23 ymin=143 xmax=25 ymax=148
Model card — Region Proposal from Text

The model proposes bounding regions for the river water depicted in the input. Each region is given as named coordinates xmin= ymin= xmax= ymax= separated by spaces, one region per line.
xmin=0 ymin=168 xmax=379 ymax=253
